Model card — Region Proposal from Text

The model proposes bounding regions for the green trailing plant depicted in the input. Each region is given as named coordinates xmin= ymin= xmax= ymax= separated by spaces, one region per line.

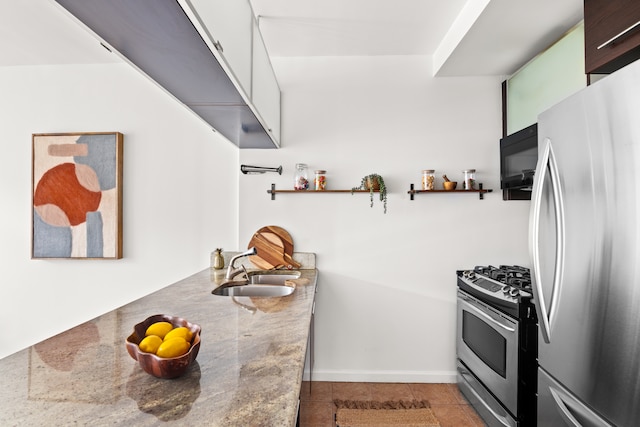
xmin=352 ymin=173 xmax=387 ymax=214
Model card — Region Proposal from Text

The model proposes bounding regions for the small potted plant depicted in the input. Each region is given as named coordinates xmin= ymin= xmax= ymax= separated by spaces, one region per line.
xmin=352 ymin=173 xmax=387 ymax=213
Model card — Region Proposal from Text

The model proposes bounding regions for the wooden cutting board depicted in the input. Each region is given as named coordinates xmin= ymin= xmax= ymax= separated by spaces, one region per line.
xmin=248 ymin=231 xmax=287 ymax=270
xmin=254 ymin=225 xmax=300 ymax=269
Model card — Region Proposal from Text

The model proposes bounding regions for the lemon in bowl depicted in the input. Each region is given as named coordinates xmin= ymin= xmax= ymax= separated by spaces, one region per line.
xmin=126 ymin=314 xmax=201 ymax=379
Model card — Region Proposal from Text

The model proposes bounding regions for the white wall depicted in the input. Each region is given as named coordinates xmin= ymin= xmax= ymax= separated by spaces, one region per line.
xmin=0 ymin=63 xmax=238 ymax=359
xmin=239 ymin=56 xmax=531 ymax=382
xmin=1 ymin=55 xmax=532 ymax=382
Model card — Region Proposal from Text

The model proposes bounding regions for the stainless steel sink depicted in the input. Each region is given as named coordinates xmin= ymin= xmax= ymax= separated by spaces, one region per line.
xmin=212 ymin=271 xmax=301 ymax=297
xmin=248 ymin=272 xmax=301 ymax=285
xmin=212 ymin=284 xmax=294 ymax=297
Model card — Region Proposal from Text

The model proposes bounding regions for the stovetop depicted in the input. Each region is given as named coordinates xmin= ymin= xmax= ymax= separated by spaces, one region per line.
xmin=473 ymin=265 xmax=531 ymax=290
xmin=457 ymin=265 xmax=534 ymax=319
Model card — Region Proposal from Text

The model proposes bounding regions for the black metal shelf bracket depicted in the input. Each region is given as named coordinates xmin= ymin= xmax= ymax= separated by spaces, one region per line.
xmin=407 ymin=183 xmax=492 ymax=200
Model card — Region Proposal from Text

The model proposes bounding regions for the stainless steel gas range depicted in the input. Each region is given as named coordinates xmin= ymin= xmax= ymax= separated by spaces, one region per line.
xmin=456 ymin=265 xmax=537 ymax=427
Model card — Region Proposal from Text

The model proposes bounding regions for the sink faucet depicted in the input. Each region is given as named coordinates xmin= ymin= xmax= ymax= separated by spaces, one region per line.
xmin=225 ymin=247 xmax=257 ymax=280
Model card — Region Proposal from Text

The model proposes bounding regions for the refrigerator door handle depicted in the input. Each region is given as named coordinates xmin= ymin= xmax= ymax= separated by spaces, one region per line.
xmin=530 ymin=137 xmax=565 ymax=343
xmin=550 ymin=387 xmax=582 ymax=427
xmin=549 ymin=386 xmax=614 ymax=427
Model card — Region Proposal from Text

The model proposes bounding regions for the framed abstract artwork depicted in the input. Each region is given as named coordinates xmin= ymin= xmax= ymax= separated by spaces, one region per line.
xmin=32 ymin=132 xmax=123 ymax=259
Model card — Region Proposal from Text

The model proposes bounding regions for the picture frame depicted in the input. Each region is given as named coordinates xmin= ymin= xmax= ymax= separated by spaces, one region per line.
xmin=32 ymin=132 xmax=123 ymax=259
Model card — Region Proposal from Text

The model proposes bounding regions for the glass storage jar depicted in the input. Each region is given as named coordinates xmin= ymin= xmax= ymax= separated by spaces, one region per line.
xmin=294 ymin=163 xmax=309 ymax=190
xmin=463 ymin=169 xmax=476 ymax=190
xmin=422 ymin=170 xmax=435 ymax=190
xmin=315 ymin=170 xmax=327 ymax=190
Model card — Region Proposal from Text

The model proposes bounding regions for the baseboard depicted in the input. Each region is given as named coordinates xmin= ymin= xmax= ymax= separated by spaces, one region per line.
xmin=303 ymin=369 xmax=457 ymax=383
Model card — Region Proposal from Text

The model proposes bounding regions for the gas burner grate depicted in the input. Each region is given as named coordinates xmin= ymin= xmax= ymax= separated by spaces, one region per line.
xmin=472 ymin=265 xmax=532 ymax=290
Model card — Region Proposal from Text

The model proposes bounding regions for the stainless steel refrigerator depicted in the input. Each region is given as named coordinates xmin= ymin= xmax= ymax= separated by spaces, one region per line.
xmin=530 ymin=59 xmax=640 ymax=427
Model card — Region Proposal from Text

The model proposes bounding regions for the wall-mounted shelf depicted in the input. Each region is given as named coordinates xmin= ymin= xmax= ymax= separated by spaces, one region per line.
xmin=267 ymin=184 xmax=378 ymax=200
xmin=407 ymin=183 xmax=492 ymax=200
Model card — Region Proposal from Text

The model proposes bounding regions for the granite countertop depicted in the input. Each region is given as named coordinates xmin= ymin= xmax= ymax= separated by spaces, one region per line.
xmin=0 ymin=257 xmax=317 ymax=426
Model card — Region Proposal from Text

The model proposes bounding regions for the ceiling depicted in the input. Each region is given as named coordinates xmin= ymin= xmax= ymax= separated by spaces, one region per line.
xmin=1 ymin=0 xmax=583 ymax=76
xmin=249 ymin=0 xmax=469 ymax=57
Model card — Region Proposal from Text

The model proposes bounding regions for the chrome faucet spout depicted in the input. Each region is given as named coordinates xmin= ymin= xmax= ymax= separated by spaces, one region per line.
xmin=225 ymin=247 xmax=257 ymax=280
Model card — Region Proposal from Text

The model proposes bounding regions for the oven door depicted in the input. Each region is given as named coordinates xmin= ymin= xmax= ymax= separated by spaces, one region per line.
xmin=457 ymin=289 xmax=519 ymax=416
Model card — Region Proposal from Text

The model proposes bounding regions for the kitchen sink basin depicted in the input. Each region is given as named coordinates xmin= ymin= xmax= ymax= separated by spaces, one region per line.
xmin=247 ymin=272 xmax=301 ymax=285
xmin=212 ymin=271 xmax=301 ymax=297
xmin=212 ymin=283 xmax=295 ymax=297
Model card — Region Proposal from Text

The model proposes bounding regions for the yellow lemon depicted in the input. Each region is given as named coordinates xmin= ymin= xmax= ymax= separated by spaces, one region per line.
xmin=145 ymin=321 xmax=173 ymax=339
xmin=163 ymin=326 xmax=193 ymax=343
xmin=156 ymin=337 xmax=191 ymax=358
xmin=138 ymin=335 xmax=163 ymax=354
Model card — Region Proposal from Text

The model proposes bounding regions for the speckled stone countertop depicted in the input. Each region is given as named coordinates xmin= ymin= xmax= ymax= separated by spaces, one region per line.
xmin=0 ymin=254 xmax=317 ymax=426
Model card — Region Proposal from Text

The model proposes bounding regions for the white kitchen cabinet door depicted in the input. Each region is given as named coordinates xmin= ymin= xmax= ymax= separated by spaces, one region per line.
xmin=189 ymin=0 xmax=253 ymax=96
xmin=251 ymin=17 xmax=281 ymax=145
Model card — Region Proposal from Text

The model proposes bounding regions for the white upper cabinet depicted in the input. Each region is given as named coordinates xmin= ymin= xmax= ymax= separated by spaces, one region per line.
xmin=186 ymin=0 xmax=281 ymax=146
xmin=251 ymin=17 xmax=281 ymax=144
xmin=54 ymin=0 xmax=279 ymax=148
xmin=188 ymin=0 xmax=253 ymax=97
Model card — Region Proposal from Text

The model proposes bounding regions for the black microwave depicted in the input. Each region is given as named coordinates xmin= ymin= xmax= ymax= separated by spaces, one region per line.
xmin=500 ymin=123 xmax=538 ymax=199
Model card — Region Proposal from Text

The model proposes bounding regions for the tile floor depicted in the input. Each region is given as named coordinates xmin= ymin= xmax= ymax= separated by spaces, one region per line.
xmin=299 ymin=381 xmax=486 ymax=427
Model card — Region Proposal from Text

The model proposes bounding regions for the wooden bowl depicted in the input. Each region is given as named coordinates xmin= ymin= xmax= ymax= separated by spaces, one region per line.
xmin=443 ymin=181 xmax=458 ymax=191
xmin=126 ymin=314 xmax=201 ymax=379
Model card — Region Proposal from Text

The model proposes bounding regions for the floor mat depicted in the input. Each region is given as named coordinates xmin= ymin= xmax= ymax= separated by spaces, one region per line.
xmin=334 ymin=399 xmax=441 ymax=427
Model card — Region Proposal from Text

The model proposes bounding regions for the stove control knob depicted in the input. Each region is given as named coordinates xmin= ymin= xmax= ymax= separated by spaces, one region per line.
xmin=468 ymin=272 xmax=476 ymax=279
xmin=502 ymin=285 xmax=510 ymax=294
xmin=509 ymin=288 xmax=520 ymax=298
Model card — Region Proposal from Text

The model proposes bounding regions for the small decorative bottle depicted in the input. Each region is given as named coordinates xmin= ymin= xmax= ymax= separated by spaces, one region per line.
xmin=463 ymin=169 xmax=476 ymax=190
xmin=213 ymin=248 xmax=224 ymax=270
xmin=315 ymin=170 xmax=327 ymax=190
xmin=294 ymin=163 xmax=309 ymax=190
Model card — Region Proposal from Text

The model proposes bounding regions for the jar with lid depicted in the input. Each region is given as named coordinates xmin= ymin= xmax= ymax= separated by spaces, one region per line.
xmin=314 ymin=170 xmax=327 ymax=190
xmin=294 ymin=163 xmax=309 ymax=190
xmin=463 ymin=169 xmax=476 ymax=190
xmin=421 ymin=170 xmax=435 ymax=190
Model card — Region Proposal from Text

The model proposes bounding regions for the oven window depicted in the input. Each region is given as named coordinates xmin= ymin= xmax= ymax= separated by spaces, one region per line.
xmin=462 ymin=311 xmax=507 ymax=378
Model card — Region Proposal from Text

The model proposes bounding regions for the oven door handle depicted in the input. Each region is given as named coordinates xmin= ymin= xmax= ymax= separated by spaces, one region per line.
xmin=460 ymin=294 xmax=516 ymax=333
